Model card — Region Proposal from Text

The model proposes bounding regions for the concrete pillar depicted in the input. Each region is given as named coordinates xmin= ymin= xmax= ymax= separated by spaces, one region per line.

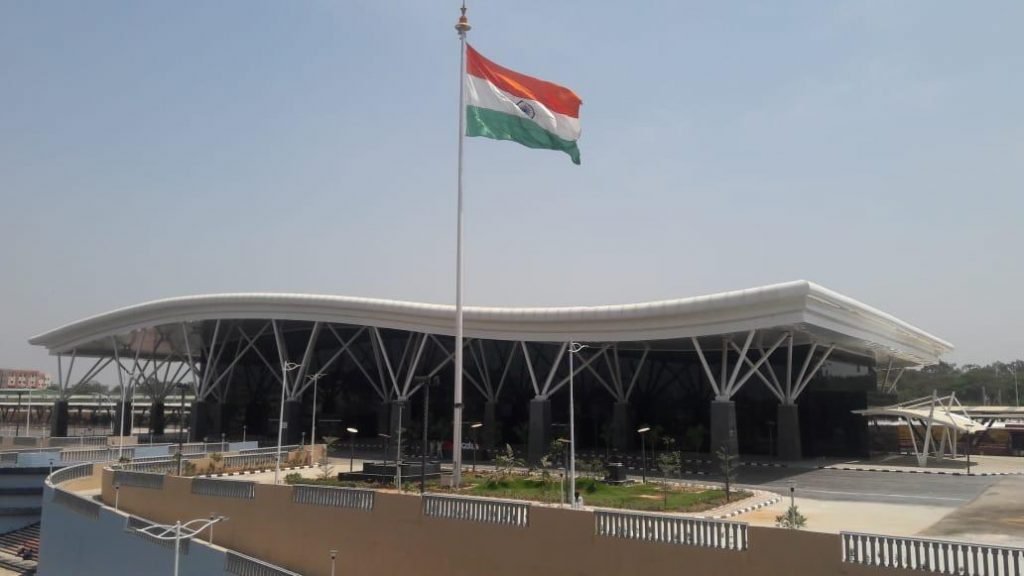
xmin=191 ymin=400 xmax=224 ymax=442
xmin=611 ymin=401 xmax=631 ymax=452
xmin=527 ymin=397 xmax=551 ymax=465
xmin=113 ymin=401 xmax=133 ymax=436
xmin=150 ymin=401 xmax=166 ymax=435
xmin=50 ymin=400 xmax=69 ymax=437
xmin=777 ymin=403 xmax=802 ymax=461
xmin=710 ymin=400 xmax=738 ymax=456
xmin=482 ymin=401 xmax=498 ymax=450
xmin=283 ymin=400 xmax=304 ymax=444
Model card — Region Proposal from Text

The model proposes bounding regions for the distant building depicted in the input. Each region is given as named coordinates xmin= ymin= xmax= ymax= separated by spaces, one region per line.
xmin=0 ymin=369 xmax=52 ymax=390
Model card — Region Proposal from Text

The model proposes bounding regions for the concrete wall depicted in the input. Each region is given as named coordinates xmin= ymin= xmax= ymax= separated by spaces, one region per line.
xmin=0 ymin=467 xmax=47 ymax=532
xmin=100 ymin=470 xmax=911 ymax=576
xmin=38 ymin=485 xmax=227 ymax=576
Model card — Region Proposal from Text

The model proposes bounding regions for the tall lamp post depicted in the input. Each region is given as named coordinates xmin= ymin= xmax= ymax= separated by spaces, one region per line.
xmin=637 ymin=426 xmax=651 ymax=484
xmin=176 ymin=382 xmax=189 ymax=476
xmin=416 ymin=375 xmax=438 ymax=494
xmin=378 ymin=433 xmax=391 ymax=467
xmin=306 ymin=373 xmax=324 ymax=460
xmin=132 ymin=516 xmax=227 ymax=576
xmin=469 ymin=422 xmax=483 ymax=473
xmin=275 ymin=362 xmax=301 ymax=485
xmin=347 ymin=427 xmax=359 ymax=473
xmin=567 ymin=342 xmax=586 ymax=508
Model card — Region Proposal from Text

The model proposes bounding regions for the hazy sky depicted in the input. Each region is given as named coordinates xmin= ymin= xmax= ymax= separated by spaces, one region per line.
xmin=2 ymin=1 xmax=1022 ymax=376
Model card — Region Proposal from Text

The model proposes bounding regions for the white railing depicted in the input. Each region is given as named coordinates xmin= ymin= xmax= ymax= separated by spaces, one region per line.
xmin=292 ymin=485 xmax=374 ymax=510
xmin=113 ymin=470 xmax=165 ymax=490
xmin=126 ymin=515 xmax=190 ymax=552
xmin=238 ymin=445 xmax=299 ymax=455
xmin=48 ymin=435 xmax=108 ymax=447
xmin=225 ymin=551 xmax=302 ymax=576
xmin=192 ymin=478 xmax=255 ymax=499
xmin=60 ymin=447 xmax=135 ymax=463
xmin=423 ymin=494 xmax=529 ymax=527
xmin=595 ymin=510 xmax=748 ymax=551
xmin=48 ymin=462 xmax=94 ymax=485
xmin=842 ymin=532 xmax=1024 ymax=575
xmin=222 ymin=453 xmax=280 ymax=471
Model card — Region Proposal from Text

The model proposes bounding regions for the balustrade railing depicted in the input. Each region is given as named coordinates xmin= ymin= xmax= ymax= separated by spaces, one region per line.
xmin=192 ymin=478 xmax=255 ymax=499
xmin=595 ymin=510 xmax=748 ymax=551
xmin=423 ymin=494 xmax=529 ymax=527
xmin=225 ymin=551 xmax=302 ymax=576
xmin=113 ymin=470 xmax=165 ymax=490
xmin=48 ymin=462 xmax=94 ymax=485
xmin=293 ymin=485 xmax=374 ymax=510
xmin=841 ymin=532 xmax=1024 ymax=575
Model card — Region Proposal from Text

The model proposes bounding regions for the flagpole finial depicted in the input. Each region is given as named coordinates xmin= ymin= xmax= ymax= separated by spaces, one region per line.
xmin=455 ymin=2 xmax=471 ymax=36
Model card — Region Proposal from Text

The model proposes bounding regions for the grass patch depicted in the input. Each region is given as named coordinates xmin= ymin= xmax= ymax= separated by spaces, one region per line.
xmin=461 ymin=475 xmax=747 ymax=513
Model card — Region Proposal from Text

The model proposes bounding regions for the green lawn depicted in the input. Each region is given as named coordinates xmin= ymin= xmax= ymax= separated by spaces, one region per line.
xmin=460 ymin=474 xmax=746 ymax=513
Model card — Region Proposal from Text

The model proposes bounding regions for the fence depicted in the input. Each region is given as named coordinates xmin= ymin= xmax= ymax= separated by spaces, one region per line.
xmin=224 ymin=551 xmax=302 ymax=576
xmin=48 ymin=462 xmax=95 ymax=485
xmin=595 ymin=510 xmax=748 ymax=551
xmin=292 ymin=485 xmax=375 ymax=510
xmin=841 ymin=532 xmax=1024 ymax=575
xmin=48 ymin=436 xmax=108 ymax=447
xmin=238 ymin=445 xmax=299 ymax=455
xmin=13 ymin=437 xmax=38 ymax=447
xmin=113 ymin=470 xmax=165 ymax=490
xmin=192 ymin=478 xmax=255 ymax=500
xmin=222 ymin=453 xmax=280 ymax=471
xmin=60 ymin=447 xmax=135 ymax=463
xmin=423 ymin=494 xmax=529 ymax=527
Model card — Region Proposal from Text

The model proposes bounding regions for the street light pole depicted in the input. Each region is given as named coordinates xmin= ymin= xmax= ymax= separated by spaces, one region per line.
xmin=276 ymin=362 xmax=301 ymax=485
xmin=347 ymin=427 xmax=358 ymax=474
xmin=638 ymin=427 xmax=651 ymax=484
xmin=177 ymin=383 xmax=187 ymax=476
xmin=470 ymin=422 xmax=482 ymax=473
xmin=567 ymin=342 xmax=586 ymax=508
xmin=132 ymin=516 xmax=226 ymax=576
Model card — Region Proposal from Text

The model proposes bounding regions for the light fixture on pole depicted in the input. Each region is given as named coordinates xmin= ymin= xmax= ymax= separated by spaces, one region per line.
xmin=637 ymin=427 xmax=651 ymax=484
xmin=131 ymin=516 xmax=227 ymax=576
xmin=347 ymin=427 xmax=359 ymax=473
xmin=470 ymin=422 xmax=483 ymax=473
xmin=275 ymin=362 xmax=301 ymax=485
xmin=567 ymin=342 xmax=587 ymax=508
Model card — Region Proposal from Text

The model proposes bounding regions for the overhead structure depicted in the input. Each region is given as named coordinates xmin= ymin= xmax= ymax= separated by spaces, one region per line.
xmin=855 ymin=392 xmax=984 ymax=466
xmin=29 ymin=280 xmax=952 ymax=462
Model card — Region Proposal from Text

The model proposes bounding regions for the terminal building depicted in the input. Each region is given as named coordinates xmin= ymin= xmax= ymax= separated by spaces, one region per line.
xmin=28 ymin=280 xmax=952 ymax=463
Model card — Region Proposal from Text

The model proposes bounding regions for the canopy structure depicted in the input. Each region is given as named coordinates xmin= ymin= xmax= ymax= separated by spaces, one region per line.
xmin=855 ymin=392 xmax=983 ymax=466
xmin=28 ymin=280 xmax=953 ymax=463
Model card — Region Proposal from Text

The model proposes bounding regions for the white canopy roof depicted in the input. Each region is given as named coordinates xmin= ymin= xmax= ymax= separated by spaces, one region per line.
xmin=29 ymin=280 xmax=952 ymax=366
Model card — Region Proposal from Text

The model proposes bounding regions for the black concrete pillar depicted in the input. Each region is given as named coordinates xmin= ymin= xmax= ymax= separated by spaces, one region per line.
xmin=50 ymin=400 xmax=69 ymax=437
xmin=710 ymin=400 xmax=738 ymax=456
xmin=284 ymin=399 xmax=304 ymax=444
xmin=151 ymin=401 xmax=166 ymax=435
xmin=113 ymin=401 xmax=133 ymax=436
xmin=777 ymin=403 xmax=802 ymax=461
xmin=482 ymin=401 xmax=498 ymax=450
xmin=611 ymin=401 xmax=631 ymax=452
xmin=527 ymin=397 xmax=551 ymax=465
xmin=191 ymin=400 xmax=222 ymax=442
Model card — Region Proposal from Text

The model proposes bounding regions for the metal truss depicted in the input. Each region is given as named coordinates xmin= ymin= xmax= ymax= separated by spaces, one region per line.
xmin=579 ymin=345 xmax=650 ymax=403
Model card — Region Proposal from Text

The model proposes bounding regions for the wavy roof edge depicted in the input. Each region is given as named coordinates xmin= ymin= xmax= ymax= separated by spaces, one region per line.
xmin=28 ymin=280 xmax=953 ymax=365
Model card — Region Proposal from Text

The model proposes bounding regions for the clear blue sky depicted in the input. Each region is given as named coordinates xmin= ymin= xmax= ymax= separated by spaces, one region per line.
xmin=2 ymin=1 xmax=1022 ymax=375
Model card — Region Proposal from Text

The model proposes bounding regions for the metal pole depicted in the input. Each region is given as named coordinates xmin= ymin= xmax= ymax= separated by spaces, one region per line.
xmin=14 ymin=392 xmax=21 ymax=436
xmin=421 ymin=381 xmax=429 ymax=494
xmin=173 ymin=521 xmax=181 ymax=576
xmin=569 ymin=342 xmax=576 ymax=508
xmin=349 ymin=433 xmax=355 ymax=473
xmin=451 ymin=1 xmax=471 ymax=490
xmin=311 ymin=377 xmax=318 ymax=458
xmin=641 ymin=434 xmax=646 ymax=484
xmin=26 ymin=390 xmax=31 ymax=437
xmin=274 ymin=367 xmax=288 ymax=485
xmin=178 ymin=385 xmax=185 ymax=476
xmin=242 ymin=425 xmax=247 ymax=444
xmin=396 ymin=402 xmax=403 ymax=490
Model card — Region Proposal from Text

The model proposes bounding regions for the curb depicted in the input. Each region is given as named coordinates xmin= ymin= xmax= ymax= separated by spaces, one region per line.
xmin=705 ymin=493 xmax=783 ymax=520
xmin=204 ymin=465 xmax=315 ymax=478
xmin=818 ymin=465 xmax=1023 ymax=477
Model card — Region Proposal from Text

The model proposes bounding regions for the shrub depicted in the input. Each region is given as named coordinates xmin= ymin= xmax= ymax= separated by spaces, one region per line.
xmin=776 ymin=505 xmax=807 ymax=529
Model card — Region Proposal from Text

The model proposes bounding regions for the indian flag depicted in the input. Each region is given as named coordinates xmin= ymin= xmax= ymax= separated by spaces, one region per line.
xmin=465 ymin=44 xmax=582 ymax=165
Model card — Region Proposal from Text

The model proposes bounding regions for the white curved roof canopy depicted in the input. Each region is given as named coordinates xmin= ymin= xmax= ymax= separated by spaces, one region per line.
xmin=29 ymin=280 xmax=952 ymax=366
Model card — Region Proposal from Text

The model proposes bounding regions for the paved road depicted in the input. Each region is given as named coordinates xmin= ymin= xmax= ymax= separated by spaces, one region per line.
xmin=727 ymin=466 xmax=998 ymax=506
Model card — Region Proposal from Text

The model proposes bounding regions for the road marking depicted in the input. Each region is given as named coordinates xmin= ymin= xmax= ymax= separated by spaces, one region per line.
xmin=773 ymin=487 xmax=965 ymax=502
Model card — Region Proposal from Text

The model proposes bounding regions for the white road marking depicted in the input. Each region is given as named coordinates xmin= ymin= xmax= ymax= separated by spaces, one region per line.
xmin=780 ymin=488 xmax=964 ymax=502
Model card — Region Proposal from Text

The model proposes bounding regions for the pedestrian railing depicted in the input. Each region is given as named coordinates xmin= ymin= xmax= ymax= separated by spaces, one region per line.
xmin=204 ymin=442 xmax=229 ymax=453
xmin=841 ymin=532 xmax=1024 ymax=575
xmin=113 ymin=470 xmax=165 ymax=490
xmin=192 ymin=478 xmax=255 ymax=500
xmin=60 ymin=447 xmax=135 ymax=463
xmin=423 ymin=494 xmax=529 ymax=527
xmin=225 ymin=551 xmax=302 ymax=576
xmin=48 ymin=436 xmax=108 ymax=447
xmin=48 ymin=462 xmax=94 ymax=485
xmin=293 ymin=485 xmax=375 ymax=511
xmin=0 ymin=452 xmax=19 ymax=466
xmin=222 ymin=453 xmax=280 ymax=471
xmin=238 ymin=445 xmax=299 ymax=455
xmin=117 ymin=459 xmax=179 ymax=474
xmin=595 ymin=510 xmax=748 ymax=551
xmin=52 ymin=488 xmax=100 ymax=517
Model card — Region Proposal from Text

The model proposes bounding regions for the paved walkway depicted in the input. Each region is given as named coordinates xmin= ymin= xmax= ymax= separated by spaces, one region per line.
xmin=732 ymin=496 xmax=955 ymax=536
xmin=920 ymin=475 xmax=1024 ymax=547
xmin=814 ymin=453 xmax=1024 ymax=476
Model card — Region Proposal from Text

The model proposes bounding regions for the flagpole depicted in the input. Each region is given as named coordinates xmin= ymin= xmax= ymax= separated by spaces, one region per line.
xmin=452 ymin=2 xmax=471 ymax=489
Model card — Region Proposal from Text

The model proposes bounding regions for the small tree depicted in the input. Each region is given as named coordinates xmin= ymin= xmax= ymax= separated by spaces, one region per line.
xmin=656 ymin=438 xmax=681 ymax=509
xmin=493 ymin=444 xmax=522 ymax=479
xmin=716 ymin=445 xmax=739 ymax=502
xmin=776 ymin=505 xmax=807 ymax=529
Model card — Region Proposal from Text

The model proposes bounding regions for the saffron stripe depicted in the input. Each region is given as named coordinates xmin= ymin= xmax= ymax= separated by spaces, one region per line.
xmin=466 ymin=44 xmax=581 ymax=118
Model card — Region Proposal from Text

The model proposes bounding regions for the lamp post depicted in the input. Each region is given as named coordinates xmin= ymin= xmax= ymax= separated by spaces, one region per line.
xmin=347 ymin=427 xmax=358 ymax=474
xmin=470 ymin=422 xmax=483 ymax=473
xmin=276 ymin=362 xmax=301 ymax=485
xmin=114 ymin=483 xmax=120 ymax=511
xmin=330 ymin=549 xmax=337 ymax=576
xmin=556 ymin=437 xmax=570 ymax=505
xmin=14 ymin=391 xmax=22 ymax=437
xmin=1009 ymin=365 xmax=1020 ymax=407
xmin=242 ymin=425 xmax=247 ymax=444
xmin=567 ymin=342 xmax=586 ymax=508
xmin=176 ymin=382 xmax=189 ymax=476
xmin=132 ymin=516 xmax=227 ymax=576
xmin=638 ymin=427 xmax=651 ymax=484
xmin=378 ymin=433 xmax=391 ymax=467
xmin=415 ymin=375 xmax=438 ymax=494
xmin=307 ymin=373 xmax=324 ymax=460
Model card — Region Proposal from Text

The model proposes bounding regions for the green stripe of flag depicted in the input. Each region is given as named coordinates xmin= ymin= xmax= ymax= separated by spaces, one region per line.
xmin=466 ymin=105 xmax=581 ymax=165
